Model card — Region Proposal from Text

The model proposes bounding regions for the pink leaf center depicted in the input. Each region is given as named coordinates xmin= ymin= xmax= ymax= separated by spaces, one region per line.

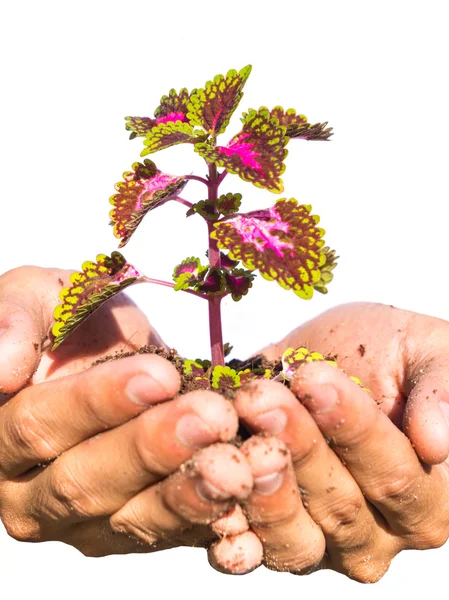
xmin=136 ymin=172 xmax=179 ymax=209
xmin=230 ymin=207 xmax=293 ymax=258
xmin=156 ymin=112 xmax=188 ymax=124
xmin=113 ymin=265 xmax=141 ymax=283
xmin=218 ymin=134 xmax=262 ymax=171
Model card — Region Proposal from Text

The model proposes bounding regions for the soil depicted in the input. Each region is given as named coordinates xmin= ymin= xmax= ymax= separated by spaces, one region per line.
xmin=92 ymin=345 xmax=285 ymax=445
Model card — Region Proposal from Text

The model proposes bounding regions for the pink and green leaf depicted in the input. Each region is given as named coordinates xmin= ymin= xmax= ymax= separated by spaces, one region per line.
xmin=154 ymin=87 xmax=195 ymax=120
xmin=183 ymin=359 xmax=206 ymax=377
xmin=172 ymin=257 xmax=208 ymax=291
xmin=224 ymin=268 xmax=255 ymax=301
xmin=220 ymin=251 xmax=239 ymax=270
xmin=51 ymin=252 xmax=141 ymax=350
xmin=216 ymin=192 xmax=242 ymax=216
xmin=187 ymin=65 xmax=252 ymax=136
xmin=195 ymin=107 xmax=288 ymax=193
xmin=281 ymin=347 xmax=328 ymax=380
xmin=141 ymin=121 xmax=208 ymax=156
xmin=194 ymin=268 xmax=226 ymax=295
xmin=109 ymin=159 xmax=187 ymax=248
xmin=212 ymin=199 xmax=329 ymax=299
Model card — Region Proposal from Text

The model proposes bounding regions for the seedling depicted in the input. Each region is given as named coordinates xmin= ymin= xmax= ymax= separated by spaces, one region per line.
xmin=51 ymin=65 xmax=343 ymax=390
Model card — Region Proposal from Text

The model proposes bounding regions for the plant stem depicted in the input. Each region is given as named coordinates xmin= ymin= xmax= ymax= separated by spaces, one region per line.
xmin=183 ymin=174 xmax=210 ymax=186
xmin=207 ymin=163 xmax=225 ymax=367
xmin=141 ymin=276 xmax=206 ymax=299
xmin=217 ymin=169 xmax=228 ymax=185
xmin=172 ymin=196 xmax=193 ymax=208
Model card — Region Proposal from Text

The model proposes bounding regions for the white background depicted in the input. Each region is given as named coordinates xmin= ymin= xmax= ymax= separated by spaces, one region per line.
xmin=1 ymin=0 xmax=448 ymax=598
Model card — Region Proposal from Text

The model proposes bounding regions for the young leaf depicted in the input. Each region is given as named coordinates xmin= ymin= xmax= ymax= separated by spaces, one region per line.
xmin=211 ymin=365 xmax=240 ymax=390
xmin=212 ymin=199 xmax=329 ymax=299
xmin=186 ymin=199 xmax=216 ymax=220
xmin=187 ymin=65 xmax=252 ymax=136
xmin=183 ymin=359 xmax=206 ymax=377
xmin=224 ymin=268 xmax=255 ymax=301
xmin=141 ymin=121 xmax=208 ymax=156
xmin=109 ymin=159 xmax=186 ymax=248
xmin=267 ymin=107 xmax=333 ymax=141
xmin=195 ymin=108 xmax=288 ymax=193
xmin=125 ymin=88 xmax=195 ymax=139
xmin=223 ymin=342 xmax=233 ymax=357
xmin=281 ymin=347 xmax=327 ymax=380
xmin=51 ymin=252 xmax=141 ymax=350
xmin=216 ymin=192 xmax=242 ymax=216
xmin=219 ymin=251 xmax=239 ymax=270
xmin=194 ymin=268 xmax=226 ymax=295
xmin=313 ymin=247 xmax=338 ymax=294
xmin=172 ymin=257 xmax=208 ymax=291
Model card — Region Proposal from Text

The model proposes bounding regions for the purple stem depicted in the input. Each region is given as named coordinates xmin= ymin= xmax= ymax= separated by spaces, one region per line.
xmin=172 ymin=196 xmax=193 ymax=209
xmin=217 ymin=169 xmax=228 ymax=185
xmin=141 ymin=276 xmax=206 ymax=299
xmin=183 ymin=174 xmax=210 ymax=186
xmin=207 ymin=163 xmax=225 ymax=367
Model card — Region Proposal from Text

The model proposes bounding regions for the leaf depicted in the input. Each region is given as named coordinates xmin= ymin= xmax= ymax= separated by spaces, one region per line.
xmin=109 ymin=159 xmax=186 ymax=248
xmin=266 ymin=107 xmax=333 ymax=140
xmin=223 ymin=342 xmax=233 ymax=357
xmin=126 ymin=88 xmax=196 ymax=139
xmin=187 ymin=65 xmax=252 ymax=136
xmin=183 ymin=359 xmax=206 ymax=377
xmin=219 ymin=251 xmax=239 ymax=270
xmin=187 ymin=199 xmax=216 ymax=220
xmin=313 ymin=246 xmax=338 ymax=294
xmin=224 ymin=268 xmax=255 ymax=301
xmin=194 ymin=268 xmax=226 ymax=295
xmin=211 ymin=366 xmax=240 ymax=390
xmin=154 ymin=87 xmax=195 ymax=120
xmin=172 ymin=257 xmax=208 ymax=291
xmin=281 ymin=347 xmax=327 ymax=380
xmin=141 ymin=121 xmax=208 ymax=156
xmin=212 ymin=199 xmax=329 ymax=299
xmin=195 ymin=107 xmax=288 ymax=193
xmin=217 ymin=192 xmax=242 ymax=216
xmin=287 ymin=121 xmax=333 ymax=141
xmin=51 ymin=252 xmax=141 ymax=350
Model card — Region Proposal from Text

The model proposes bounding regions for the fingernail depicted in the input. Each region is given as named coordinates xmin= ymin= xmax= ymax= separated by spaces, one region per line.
xmin=126 ymin=374 xmax=167 ymax=405
xmin=299 ymin=383 xmax=339 ymax=414
xmin=196 ymin=478 xmax=232 ymax=502
xmin=176 ymin=414 xmax=216 ymax=449
xmin=254 ymin=471 xmax=284 ymax=495
xmin=252 ymin=408 xmax=287 ymax=435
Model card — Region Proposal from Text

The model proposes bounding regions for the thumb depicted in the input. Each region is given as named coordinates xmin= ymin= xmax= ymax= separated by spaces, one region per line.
xmin=403 ymin=359 xmax=449 ymax=465
xmin=0 ymin=266 xmax=68 ymax=394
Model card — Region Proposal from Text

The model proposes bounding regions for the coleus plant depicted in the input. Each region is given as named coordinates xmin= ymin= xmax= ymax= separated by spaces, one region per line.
xmin=51 ymin=65 xmax=350 ymax=392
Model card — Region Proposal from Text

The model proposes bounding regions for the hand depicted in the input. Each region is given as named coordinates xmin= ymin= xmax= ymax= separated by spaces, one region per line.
xmin=262 ymin=302 xmax=449 ymax=464
xmin=0 ymin=266 xmax=258 ymax=560
xmin=209 ymin=364 xmax=449 ymax=582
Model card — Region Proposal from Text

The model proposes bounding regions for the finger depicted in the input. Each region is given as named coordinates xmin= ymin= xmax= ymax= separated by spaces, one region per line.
xmin=292 ymin=361 xmax=438 ymax=536
xmin=403 ymin=358 xmax=449 ymax=464
xmin=0 ymin=354 xmax=181 ymax=478
xmin=234 ymin=381 xmax=394 ymax=576
xmin=242 ymin=436 xmax=325 ymax=574
xmin=109 ymin=444 xmax=253 ymax=547
xmin=211 ymin=504 xmax=249 ymax=537
xmin=208 ymin=531 xmax=263 ymax=575
xmin=0 ymin=266 xmax=63 ymax=393
xmin=12 ymin=391 xmax=238 ymax=524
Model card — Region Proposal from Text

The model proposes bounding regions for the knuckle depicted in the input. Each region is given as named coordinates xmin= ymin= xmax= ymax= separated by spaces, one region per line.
xmin=50 ymin=461 xmax=104 ymax=519
xmin=365 ymin=468 xmax=420 ymax=505
xmin=109 ymin=508 xmax=159 ymax=546
xmin=8 ymin=407 xmax=60 ymax=461
xmin=319 ymin=493 xmax=364 ymax=538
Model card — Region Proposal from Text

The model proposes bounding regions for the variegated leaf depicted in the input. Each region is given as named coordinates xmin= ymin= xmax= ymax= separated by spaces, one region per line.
xmin=187 ymin=65 xmax=252 ymax=136
xmin=287 ymin=121 xmax=333 ymax=141
xmin=195 ymin=268 xmax=226 ymax=295
xmin=154 ymin=87 xmax=194 ymax=120
xmin=212 ymin=199 xmax=328 ymax=299
xmin=52 ymin=252 xmax=141 ymax=350
xmin=281 ymin=347 xmax=328 ymax=380
xmin=211 ymin=365 xmax=240 ymax=390
xmin=125 ymin=116 xmax=157 ymax=140
xmin=141 ymin=121 xmax=208 ymax=156
xmin=219 ymin=251 xmax=239 ymax=270
xmin=195 ymin=108 xmax=288 ymax=193
xmin=186 ymin=199 xmax=216 ymax=220
xmin=224 ymin=268 xmax=255 ymax=301
xmin=313 ymin=247 xmax=338 ymax=294
xmin=217 ymin=192 xmax=242 ymax=216
xmin=172 ymin=257 xmax=208 ymax=291
xmin=109 ymin=159 xmax=186 ymax=248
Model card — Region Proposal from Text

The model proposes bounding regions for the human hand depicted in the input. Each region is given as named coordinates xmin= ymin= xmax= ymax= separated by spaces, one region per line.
xmin=262 ymin=302 xmax=449 ymax=464
xmin=208 ymin=363 xmax=449 ymax=582
xmin=0 ymin=267 xmax=257 ymax=559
